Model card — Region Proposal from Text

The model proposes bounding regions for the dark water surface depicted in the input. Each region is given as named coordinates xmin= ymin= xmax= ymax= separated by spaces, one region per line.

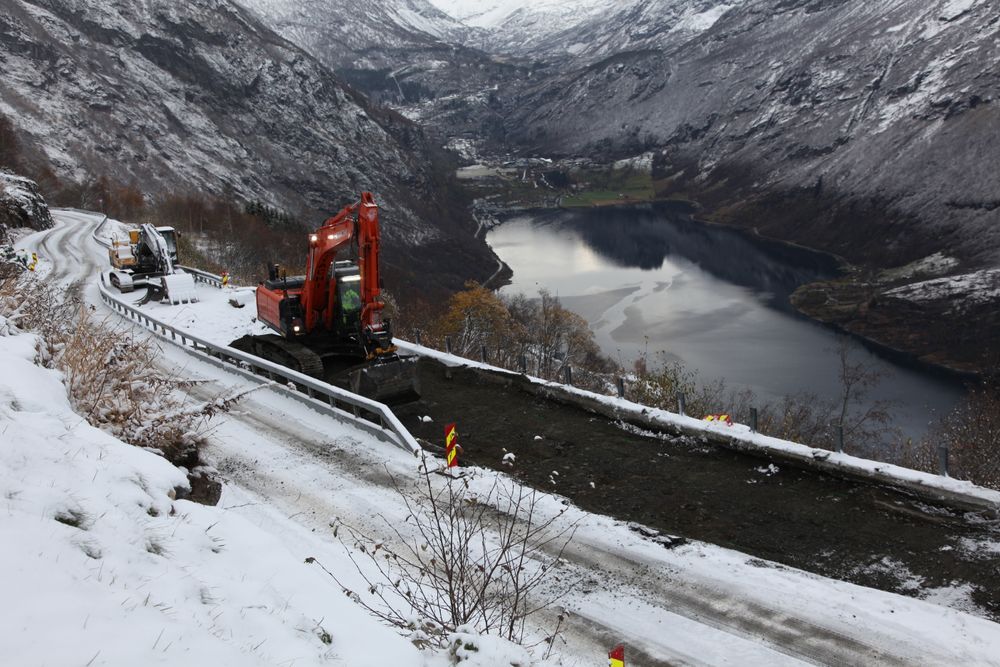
xmin=486 ymin=205 xmax=964 ymax=441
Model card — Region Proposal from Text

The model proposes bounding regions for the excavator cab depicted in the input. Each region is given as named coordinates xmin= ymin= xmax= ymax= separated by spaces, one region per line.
xmin=154 ymin=227 xmax=180 ymax=263
xmin=334 ymin=262 xmax=362 ymax=330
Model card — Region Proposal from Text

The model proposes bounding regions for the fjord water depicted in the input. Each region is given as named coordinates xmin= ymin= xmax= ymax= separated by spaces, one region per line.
xmin=486 ymin=205 xmax=964 ymax=441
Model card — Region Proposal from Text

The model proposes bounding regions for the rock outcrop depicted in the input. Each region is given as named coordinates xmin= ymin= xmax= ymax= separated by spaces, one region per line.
xmin=0 ymin=172 xmax=54 ymax=237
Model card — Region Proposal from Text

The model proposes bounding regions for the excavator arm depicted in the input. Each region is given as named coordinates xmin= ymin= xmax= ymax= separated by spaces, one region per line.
xmin=300 ymin=192 xmax=387 ymax=346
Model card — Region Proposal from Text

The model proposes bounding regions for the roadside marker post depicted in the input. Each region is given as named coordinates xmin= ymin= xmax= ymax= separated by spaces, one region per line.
xmin=444 ymin=422 xmax=460 ymax=468
xmin=609 ymin=644 xmax=625 ymax=667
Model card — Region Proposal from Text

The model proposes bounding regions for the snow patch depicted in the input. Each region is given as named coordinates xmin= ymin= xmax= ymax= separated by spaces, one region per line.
xmin=884 ymin=268 xmax=1000 ymax=311
xmin=939 ymin=0 xmax=976 ymax=22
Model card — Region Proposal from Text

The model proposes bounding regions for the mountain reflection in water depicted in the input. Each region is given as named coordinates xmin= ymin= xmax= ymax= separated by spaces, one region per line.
xmin=486 ymin=204 xmax=962 ymax=441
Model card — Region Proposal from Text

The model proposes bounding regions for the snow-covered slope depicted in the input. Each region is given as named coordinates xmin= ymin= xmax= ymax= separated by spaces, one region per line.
xmin=429 ymin=0 xmax=742 ymax=57
xmin=233 ymin=0 xmax=518 ymax=110
xmin=0 ymin=329 xmax=432 ymax=665
xmin=237 ymin=0 xmax=470 ymax=69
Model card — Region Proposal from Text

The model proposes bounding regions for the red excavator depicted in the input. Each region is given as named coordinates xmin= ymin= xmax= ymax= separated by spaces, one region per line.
xmin=231 ymin=192 xmax=419 ymax=404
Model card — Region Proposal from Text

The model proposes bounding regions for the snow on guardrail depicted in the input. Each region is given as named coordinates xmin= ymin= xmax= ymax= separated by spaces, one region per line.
xmin=397 ymin=341 xmax=1000 ymax=513
xmin=175 ymin=265 xmax=225 ymax=288
xmin=96 ymin=278 xmax=421 ymax=457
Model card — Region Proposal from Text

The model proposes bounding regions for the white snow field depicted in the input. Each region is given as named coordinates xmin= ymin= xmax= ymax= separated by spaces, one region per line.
xmin=3 ymin=210 xmax=1000 ymax=666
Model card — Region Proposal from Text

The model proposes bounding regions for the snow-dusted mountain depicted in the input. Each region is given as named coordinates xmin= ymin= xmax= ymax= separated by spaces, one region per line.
xmin=236 ymin=0 xmax=470 ymax=70
xmin=430 ymin=0 xmax=741 ymax=58
xmin=0 ymin=0 xmax=496 ymax=292
xmin=233 ymin=0 xmax=526 ymax=111
xmin=504 ymin=0 xmax=1000 ymax=267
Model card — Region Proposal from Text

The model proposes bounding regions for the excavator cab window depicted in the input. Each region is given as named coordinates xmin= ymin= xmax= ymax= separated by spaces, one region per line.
xmin=335 ymin=265 xmax=362 ymax=329
xmin=155 ymin=227 xmax=179 ymax=262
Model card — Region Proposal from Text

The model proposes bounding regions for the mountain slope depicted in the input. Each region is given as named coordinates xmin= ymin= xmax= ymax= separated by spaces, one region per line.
xmin=0 ymin=0 xmax=496 ymax=294
xmin=505 ymin=0 xmax=1000 ymax=268
xmin=429 ymin=0 xmax=742 ymax=59
xmin=236 ymin=0 xmax=470 ymax=70
xmin=234 ymin=0 xmax=525 ymax=113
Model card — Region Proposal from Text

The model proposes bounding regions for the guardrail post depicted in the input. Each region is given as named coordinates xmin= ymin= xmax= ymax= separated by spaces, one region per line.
xmin=480 ymin=345 xmax=487 ymax=363
xmin=520 ymin=354 xmax=527 ymax=374
xmin=616 ymin=377 xmax=625 ymax=399
xmin=415 ymin=329 xmax=422 ymax=346
xmin=677 ymin=392 xmax=686 ymax=417
xmin=750 ymin=407 xmax=758 ymax=433
xmin=939 ymin=446 xmax=950 ymax=477
xmin=837 ymin=425 xmax=845 ymax=454
xmin=564 ymin=365 xmax=573 ymax=385
xmin=445 ymin=336 xmax=452 ymax=354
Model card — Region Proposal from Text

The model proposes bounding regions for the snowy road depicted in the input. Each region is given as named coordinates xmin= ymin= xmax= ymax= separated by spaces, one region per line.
xmin=20 ymin=211 xmax=1000 ymax=666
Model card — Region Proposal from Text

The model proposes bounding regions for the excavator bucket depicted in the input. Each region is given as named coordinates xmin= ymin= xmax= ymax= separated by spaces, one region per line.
xmin=140 ymin=273 xmax=198 ymax=305
xmin=161 ymin=273 xmax=198 ymax=304
xmin=350 ymin=356 xmax=420 ymax=405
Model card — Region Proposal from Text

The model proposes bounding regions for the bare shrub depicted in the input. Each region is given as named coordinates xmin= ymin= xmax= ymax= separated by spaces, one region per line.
xmin=0 ymin=274 xmax=249 ymax=468
xmin=626 ymin=340 xmax=899 ymax=454
xmin=831 ymin=338 xmax=897 ymax=455
xmin=317 ymin=462 xmax=577 ymax=648
xmin=902 ymin=381 xmax=1000 ymax=489
xmin=426 ymin=283 xmax=612 ymax=388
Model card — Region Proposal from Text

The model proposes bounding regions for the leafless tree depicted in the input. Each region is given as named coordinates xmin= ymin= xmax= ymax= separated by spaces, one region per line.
xmin=316 ymin=462 xmax=578 ymax=647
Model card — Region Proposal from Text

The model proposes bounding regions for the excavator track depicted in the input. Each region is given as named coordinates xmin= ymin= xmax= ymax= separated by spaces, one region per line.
xmin=230 ymin=334 xmax=325 ymax=378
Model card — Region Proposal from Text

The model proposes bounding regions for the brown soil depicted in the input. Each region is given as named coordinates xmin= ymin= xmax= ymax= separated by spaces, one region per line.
xmin=395 ymin=358 xmax=1000 ymax=620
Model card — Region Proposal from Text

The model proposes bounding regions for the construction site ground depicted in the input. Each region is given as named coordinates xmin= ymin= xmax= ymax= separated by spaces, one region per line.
xmin=395 ymin=358 xmax=1000 ymax=621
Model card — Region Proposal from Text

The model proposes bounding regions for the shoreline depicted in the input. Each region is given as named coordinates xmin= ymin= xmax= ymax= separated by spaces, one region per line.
xmin=482 ymin=198 xmax=978 ymax=388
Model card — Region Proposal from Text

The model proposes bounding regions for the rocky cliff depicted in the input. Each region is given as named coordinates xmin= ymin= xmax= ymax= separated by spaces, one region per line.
xmin=0 ymin=0 xmax=496 ymax=294
xmin=0 ymin=172 xmax=53 ymax=238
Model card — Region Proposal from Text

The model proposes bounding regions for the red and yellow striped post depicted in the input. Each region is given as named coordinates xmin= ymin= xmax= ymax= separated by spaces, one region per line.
xmin=444 ymin=423 xmax=459 ymax=468
xmin=609 ymin=644 xmax=625 ymax=667
xmin=221 ymin=271 xmax=230 ymax=286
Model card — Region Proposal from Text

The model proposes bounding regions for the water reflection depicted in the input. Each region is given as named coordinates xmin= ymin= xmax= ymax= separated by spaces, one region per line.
xmin=487 ymin=205 xmax=963 ymax=440
xmin=551 ymin=204 xmax=839 ymax=309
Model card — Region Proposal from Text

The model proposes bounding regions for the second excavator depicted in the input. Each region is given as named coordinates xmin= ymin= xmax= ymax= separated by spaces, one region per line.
xmin=231 ymin=192 xmax=419 ymax=404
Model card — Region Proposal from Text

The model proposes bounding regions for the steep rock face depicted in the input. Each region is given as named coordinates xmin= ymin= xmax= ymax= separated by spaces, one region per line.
xmin=0 ymin=0 xmax=496 ymax=293
xmin=0 ymin=171 xmax=53 ymax=235
xmin=505 ymin=0 xmax=1000 ymax=268
xmin=234 ymin=0 xmax=524 ymax=112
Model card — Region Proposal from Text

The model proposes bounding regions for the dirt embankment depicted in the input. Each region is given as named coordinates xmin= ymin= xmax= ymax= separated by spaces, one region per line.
xmin=396 ymin=358 xmax=1000 ymax=621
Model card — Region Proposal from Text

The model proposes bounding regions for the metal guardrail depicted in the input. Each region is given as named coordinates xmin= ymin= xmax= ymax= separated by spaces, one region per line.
xmin=176 ymin=265 xmax=225 ymax=288
xmin=91 ymin=214 xmax=111 ymax=248
xmin=98 ymin=279 xmax=421 ymax=456
xmin=86 ymin=214 xmax=421 ymax=456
